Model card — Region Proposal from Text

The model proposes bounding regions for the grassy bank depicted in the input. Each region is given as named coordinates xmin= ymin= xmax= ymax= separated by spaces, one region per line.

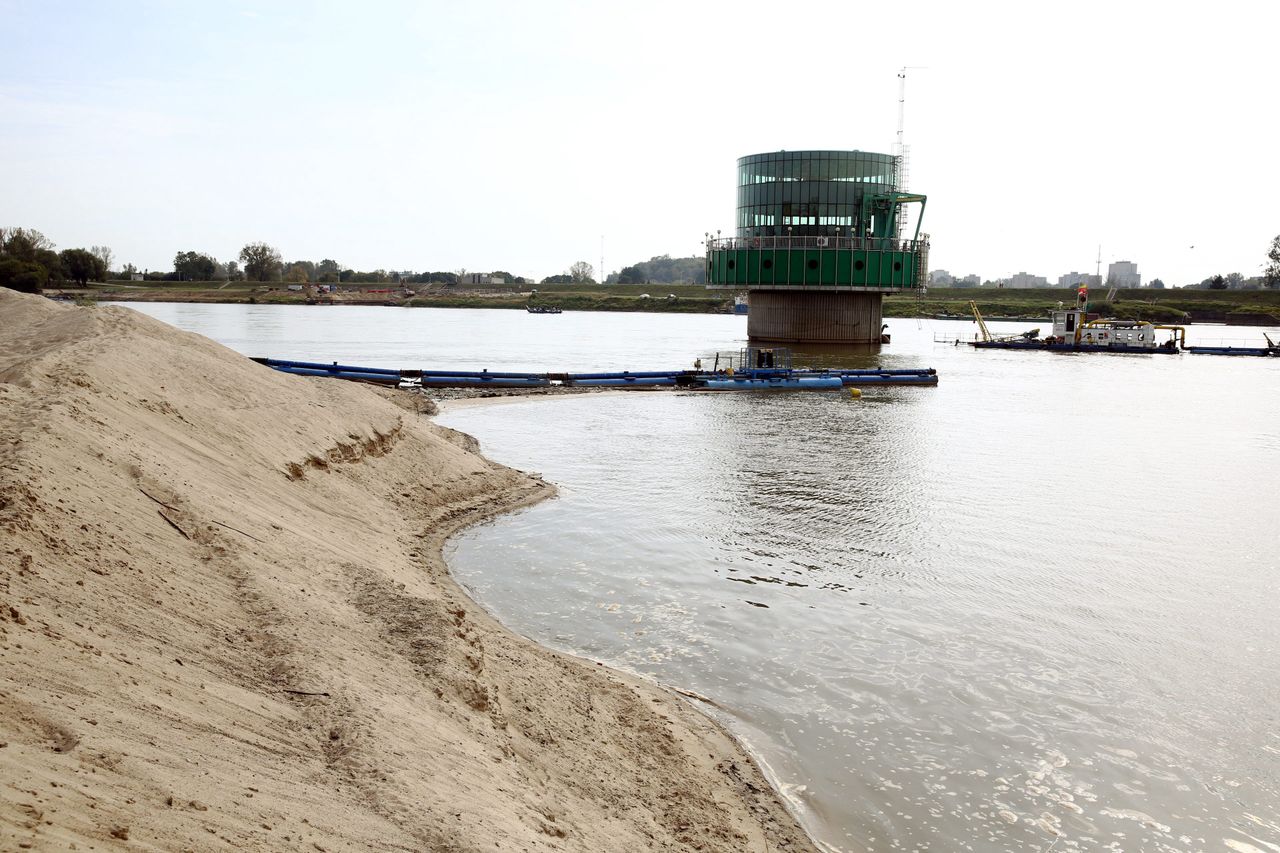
xmin=62 ymin=281 xmax=736 ymax=314
xmin=57 ymin=281 xmax=1280 ymax=325
xmin=884 ymin=287 xmax=1280 ymax=325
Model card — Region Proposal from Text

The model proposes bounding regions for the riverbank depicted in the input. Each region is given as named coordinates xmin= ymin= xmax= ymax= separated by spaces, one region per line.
xmin=51 ymin=281 xmax=1280 ymax=325
xmin=0 ymin=289 xmax=817 ymax=851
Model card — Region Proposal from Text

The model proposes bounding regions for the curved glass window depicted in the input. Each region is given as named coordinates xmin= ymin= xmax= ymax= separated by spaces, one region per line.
xmin=736 ymin=150 xmax=899 ymax=238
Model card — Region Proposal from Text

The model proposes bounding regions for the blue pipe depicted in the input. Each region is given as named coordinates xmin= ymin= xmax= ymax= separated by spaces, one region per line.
xmin=564 ymin=370 xmax=688 ymax=380
xmin=267 ymin=366 xmax=402 ymax=384
xmin=412 ymin=369 xmax=555 ymax=379
xmin=418 ymin=376 xmax=551 ymax=387
xmin=254 ymin=358 xmax=402 ymax=376
xmin=566 ymin=377 xmax=678 ymax=386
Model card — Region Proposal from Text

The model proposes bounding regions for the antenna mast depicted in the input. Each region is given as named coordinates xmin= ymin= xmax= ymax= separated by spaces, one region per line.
xmin=895 ymin=67 xmax=907 ymax=160
xmin=894 ymin=67 xmax=924 ymax=233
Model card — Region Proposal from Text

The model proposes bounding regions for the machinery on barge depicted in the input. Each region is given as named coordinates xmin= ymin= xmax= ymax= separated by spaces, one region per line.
xmin=968 ymin=288 xmax=1185 ymax=354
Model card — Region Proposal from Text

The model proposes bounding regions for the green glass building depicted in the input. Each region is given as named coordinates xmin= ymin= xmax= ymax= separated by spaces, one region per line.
xmin=705 ymin=150 xmax=928 ymax=344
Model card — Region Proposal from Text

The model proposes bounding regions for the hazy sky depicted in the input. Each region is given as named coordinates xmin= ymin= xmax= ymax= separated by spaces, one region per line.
xmin=3 ymin=1 xmax=1277 ymax=285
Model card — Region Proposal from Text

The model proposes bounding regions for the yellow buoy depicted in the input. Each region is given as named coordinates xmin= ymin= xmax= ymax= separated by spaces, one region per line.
xmin=849 ymin=387 xmax=862 ymax=398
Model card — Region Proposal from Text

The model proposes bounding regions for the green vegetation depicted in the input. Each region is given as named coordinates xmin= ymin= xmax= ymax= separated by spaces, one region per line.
xmin=52 ymin=279 xmax=1280 ymax=324
xmin=606 ymin=255 xmax=705 ymax=285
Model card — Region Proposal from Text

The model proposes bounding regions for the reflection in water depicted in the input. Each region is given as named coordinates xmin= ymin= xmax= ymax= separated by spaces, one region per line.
xmin=783 ymin=341 xmax=887 ymax=368
xmin=443 ymin=347 xmax=1280 ymax=853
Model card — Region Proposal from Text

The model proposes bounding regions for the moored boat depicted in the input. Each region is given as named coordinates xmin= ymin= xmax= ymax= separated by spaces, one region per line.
xmin=968 ymin=290 xmax=1185 ymax=354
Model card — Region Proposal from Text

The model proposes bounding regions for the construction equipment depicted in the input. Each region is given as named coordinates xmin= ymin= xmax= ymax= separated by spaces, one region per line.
xmin=969 ymin=301 xmax=1039 ymax=343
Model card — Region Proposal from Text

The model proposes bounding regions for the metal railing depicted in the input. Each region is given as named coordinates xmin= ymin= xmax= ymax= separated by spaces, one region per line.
xmin=707 ymin=235 xmax=928 ymax=252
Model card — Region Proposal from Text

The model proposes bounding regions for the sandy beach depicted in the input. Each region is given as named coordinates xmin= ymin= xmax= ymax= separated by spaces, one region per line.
xmin=0 ymin=289 xmax=817 ymax=851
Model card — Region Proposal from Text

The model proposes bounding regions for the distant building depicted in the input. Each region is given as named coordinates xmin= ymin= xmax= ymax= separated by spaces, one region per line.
xmin=1107 ymin=260 xmax=1141 ymax=288
xmin=927 ymin=269 xmax=982 ymax=288
xmin=465 ymin=273 xmax=506 ymax=285
xmin=1058 ymin=271 xmax=1101 ymax=288
xmin=1007 ymin=271 xmax=1049 ymax=289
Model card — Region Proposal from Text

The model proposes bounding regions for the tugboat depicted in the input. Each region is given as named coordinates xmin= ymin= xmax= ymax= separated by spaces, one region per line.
xmin=968 ymin=287 xmax=1184 ymax=354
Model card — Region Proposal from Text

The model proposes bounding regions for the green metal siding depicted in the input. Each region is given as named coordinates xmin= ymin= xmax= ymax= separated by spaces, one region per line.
xmin=706 ymin=247 xmax=923 ymax=290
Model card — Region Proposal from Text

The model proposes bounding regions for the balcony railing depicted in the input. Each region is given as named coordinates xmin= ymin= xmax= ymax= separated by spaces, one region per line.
xmin=707 ymin=235 xmax=928 ymax=252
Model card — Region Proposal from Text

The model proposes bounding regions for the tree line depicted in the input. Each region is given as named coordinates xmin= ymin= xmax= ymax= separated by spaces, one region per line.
xmin=0 ymin=228 xmax=114 ymax=292
xmin=2 ymin=226 xmax=722 ymax=293
xmin=607 ymin=255 xmax=706 ymax=285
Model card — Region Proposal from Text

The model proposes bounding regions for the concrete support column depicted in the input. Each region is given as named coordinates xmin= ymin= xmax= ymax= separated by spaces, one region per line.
xmin=746 ymin=291 xmax=885 ymax=344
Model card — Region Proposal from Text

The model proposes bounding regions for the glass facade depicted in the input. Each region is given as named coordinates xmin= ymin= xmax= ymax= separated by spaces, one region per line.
xmin=735 ymin=150 xmax=899 ymax=239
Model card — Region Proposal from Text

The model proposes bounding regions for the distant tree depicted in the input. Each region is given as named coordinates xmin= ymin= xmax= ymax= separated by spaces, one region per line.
xmin=1149 ymin=278 xmax=1166 ymax=289
xmin=616 ymin=264 xmax=646 ymax=284
xmin=0 ymin=257 xmax=48 ymax=293
xmin=568 ymin=261 xmax=595 ymax=283
xmin=1224 ymin=272 xmax=1245 ymax=289
xmin=620 ymin=254 xmax=705 ymax=284
xmin=0 ymin=227 xmax=55 ymax=262
xmin=174 ymin=250 xmax=217 ymax=281
xmin=285 ymin=260 xmax=315 ymax=283
xmin=541 ymin=273 xmax=573 ymax=284
xmin=122 ymin=262 xmax=138 ymax=277
xmin=1208 ymin=275 xmax=1227 ymax=290
xmin=1265 ymin=235 xmax=1280 ymax=289
xmin=489 ymin=270 xmax=524 ymax=284
xmin=238 ymin=242 xmax=282 ymax=281
xmin=316 ymin=258 xmax=341 ymax=283
xmin=90 ymin=245 xmax=114 ymax=274
xmin=455 ymin=267 xmax=469 ymax=286
xmin=35 ymin=249 xmax=64 ymax=281
xmin=60 ymin=248 xmax=106 ymax=285
xmin=341 ymin=269 xmax=389 ymax=284
xmin=414 ymin=271 xmax=458 ymax=285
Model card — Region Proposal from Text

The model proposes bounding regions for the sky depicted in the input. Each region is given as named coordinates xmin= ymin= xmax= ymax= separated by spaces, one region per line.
xmin=3 ymin=0 xmax=1277 ymax=286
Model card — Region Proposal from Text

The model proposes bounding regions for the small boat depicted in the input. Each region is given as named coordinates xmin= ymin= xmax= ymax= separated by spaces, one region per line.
xmin=526 ymin=305 xmax=562 ymax=314
xmin=733 ymin=294 xmax=749 ymax=315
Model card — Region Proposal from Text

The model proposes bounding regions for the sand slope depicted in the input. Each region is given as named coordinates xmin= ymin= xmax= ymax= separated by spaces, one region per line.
xmin=0 ymin=289 xmax=816 ymax=852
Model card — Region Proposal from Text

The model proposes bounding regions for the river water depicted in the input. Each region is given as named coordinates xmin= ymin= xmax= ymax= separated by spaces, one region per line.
xmin=124 ymin=302 xmax=1280 ymax=853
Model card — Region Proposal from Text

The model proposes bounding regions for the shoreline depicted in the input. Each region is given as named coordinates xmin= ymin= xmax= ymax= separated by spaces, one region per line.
xmin=58 ymin=285 xmax=1280 ymax=325
xmin=0 ymin=289 xmax=818 ymax=851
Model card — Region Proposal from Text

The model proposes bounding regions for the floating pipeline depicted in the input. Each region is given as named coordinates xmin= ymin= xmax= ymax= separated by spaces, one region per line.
xmin=250 ymin=358 xmax=403 ymax=385
xmin=251 ymin=358 xmax=940 ymax=390
xmin=696 ymin=376 xmax=845 ymax=391
xmin=1184 ymin=346 xmax=1278 ymax=357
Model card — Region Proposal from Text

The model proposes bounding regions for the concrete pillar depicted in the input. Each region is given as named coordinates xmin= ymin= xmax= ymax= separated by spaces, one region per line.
xmin=746 ymin=291 xmax=885 ymax=344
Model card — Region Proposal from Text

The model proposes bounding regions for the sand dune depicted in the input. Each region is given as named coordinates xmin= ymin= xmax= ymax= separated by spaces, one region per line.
xmin=0 ymin=289 xmax=815 ymax=852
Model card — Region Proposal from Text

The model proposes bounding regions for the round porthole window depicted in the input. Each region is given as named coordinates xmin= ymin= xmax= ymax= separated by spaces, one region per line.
xmin=727 ymin=259 xmax=736 ymax=270
xmin=893 ymin=261 xmax=902 ymax=272
xmin=762 ymin=259 xmax=773 ymax=269
xmin=807 ymin=259 xmax=818 ymax=270
xmin=854 ymin=260 xmax=865 ymax=271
